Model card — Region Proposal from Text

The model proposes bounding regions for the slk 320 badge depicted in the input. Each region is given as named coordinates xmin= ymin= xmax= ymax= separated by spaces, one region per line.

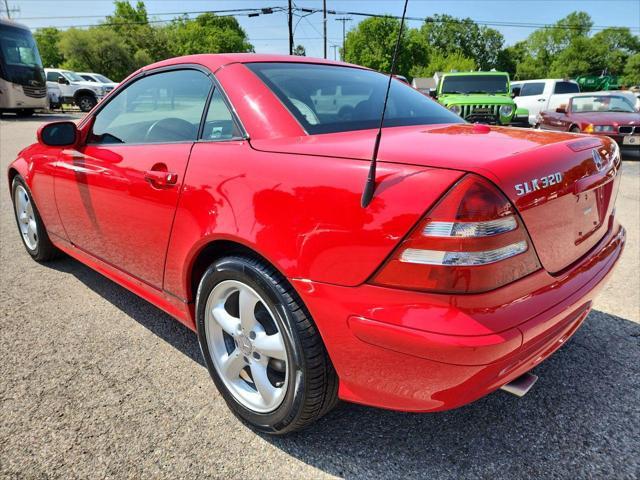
xmin=515 ymin=172 xmax=563 ymax=196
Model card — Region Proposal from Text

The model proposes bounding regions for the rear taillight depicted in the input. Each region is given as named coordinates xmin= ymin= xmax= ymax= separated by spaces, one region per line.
xmin=373 ymin=174 xmax=541 ymax=293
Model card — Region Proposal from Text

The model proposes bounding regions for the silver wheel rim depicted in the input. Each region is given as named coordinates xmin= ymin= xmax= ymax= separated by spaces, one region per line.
xmin=14 ymin=185 xmax=38 ymax=250
xmin=205 ymin=280 xmax=289 ymax=413
xmin=80 ymin=98 xmax=92 ymax=110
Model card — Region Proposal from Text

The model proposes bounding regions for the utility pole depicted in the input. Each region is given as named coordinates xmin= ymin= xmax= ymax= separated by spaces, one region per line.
xmin=2 ymin=0 xmax=19 ymax=19
xmin=335 ymin=17 xmax=352 ymax=61
xmin=331 ymin=45 xmax=338 ymax=61
xmin=288 ymin=0 xmax=294 ymax=55
xmin=323 ymin=0 xmax=327 ymax=59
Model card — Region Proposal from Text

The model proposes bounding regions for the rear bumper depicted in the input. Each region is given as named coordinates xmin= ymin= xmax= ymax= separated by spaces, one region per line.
xmin=293 ymin=222 xmax=625 ymax=412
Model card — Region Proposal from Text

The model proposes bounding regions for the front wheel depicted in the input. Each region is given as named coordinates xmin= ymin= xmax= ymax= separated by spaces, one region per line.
xmin=196 ymin=255 xmax=338 ymax=434
xmin=77 ymin=94 xmax=97 ymax=112
xmin=11 ymin=176 xmax=60 ymax=262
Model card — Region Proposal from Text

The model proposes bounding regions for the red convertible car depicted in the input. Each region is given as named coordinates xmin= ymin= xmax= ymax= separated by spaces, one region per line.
xmin=8 ymin=54 xmax=625 ymax=434
xmin=538 ymin=94 xmax=640 ymax=151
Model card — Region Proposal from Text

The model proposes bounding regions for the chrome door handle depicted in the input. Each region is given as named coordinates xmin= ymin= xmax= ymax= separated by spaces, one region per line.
xmin=144 ymin=170 xmax=178 ymax=187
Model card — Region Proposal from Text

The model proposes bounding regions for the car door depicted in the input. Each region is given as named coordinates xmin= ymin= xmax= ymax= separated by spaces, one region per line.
xmin=515 ymin=81 xmax=547 ymax=125
xmin=46 ymin=71 xmax=69 ymax=100
xmin=54 ymin=67 xmax=212 ymax=288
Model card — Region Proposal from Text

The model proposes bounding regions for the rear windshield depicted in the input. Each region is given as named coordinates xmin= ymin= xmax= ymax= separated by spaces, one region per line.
xmin=554 ymin=81 xmax=579 ymax=94
xmin=441 ymin=75 xmax=509 ymax=95
xmin=246 ymin=62 xmax=462 ymax=135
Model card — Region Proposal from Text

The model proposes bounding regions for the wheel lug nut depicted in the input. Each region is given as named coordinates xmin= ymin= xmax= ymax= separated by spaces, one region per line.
xmin=253 ymin=352 xmax=260 ymax=360
xmin=249 ymin=331 xmax=256 ymax=340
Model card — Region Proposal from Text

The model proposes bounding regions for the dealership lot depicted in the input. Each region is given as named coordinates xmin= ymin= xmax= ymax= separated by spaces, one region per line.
xmin=1 ymin=115 xmax=638 ymax=479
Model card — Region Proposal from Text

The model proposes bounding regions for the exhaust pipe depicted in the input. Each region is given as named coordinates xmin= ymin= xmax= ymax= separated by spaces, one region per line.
xmin=500 ymin=372 xmax=538 ymax=398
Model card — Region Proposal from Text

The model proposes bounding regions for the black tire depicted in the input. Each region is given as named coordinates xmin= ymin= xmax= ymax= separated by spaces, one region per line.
xmin=77 ymin=94 xmax=97 ymax=112
xmin=570 ymin=126 xmax=581 ymax=133
xmin=11 ymin=176 xmax=60 ymax=262
xmin=196 ymin=255 xmax=338 ymax=434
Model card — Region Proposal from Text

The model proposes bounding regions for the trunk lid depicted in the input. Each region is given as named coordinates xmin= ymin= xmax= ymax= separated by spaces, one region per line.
xmin=250 ymin=124 xmax=621 ymax=273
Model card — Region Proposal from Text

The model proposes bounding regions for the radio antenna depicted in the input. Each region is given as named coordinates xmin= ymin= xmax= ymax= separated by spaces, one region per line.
xmin=360 ymin=0 xmax=409 ymax=208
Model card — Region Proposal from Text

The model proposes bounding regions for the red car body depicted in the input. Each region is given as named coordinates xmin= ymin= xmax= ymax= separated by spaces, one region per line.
xmin=8 ymin=54 xmax=625 ymax=412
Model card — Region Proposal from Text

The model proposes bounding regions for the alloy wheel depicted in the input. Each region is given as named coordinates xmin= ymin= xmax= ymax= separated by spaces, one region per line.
xmin=204 ymin=280 xmax=288 ymax=413
xmin=14 ymin=184 xmax=38 ymax=250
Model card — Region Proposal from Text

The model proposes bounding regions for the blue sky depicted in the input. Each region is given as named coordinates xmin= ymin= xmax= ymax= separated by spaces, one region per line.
xmin=8 ymin=0 xmax=640 ymax=59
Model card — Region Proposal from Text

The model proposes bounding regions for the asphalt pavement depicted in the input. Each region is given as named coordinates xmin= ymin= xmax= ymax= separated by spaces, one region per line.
xmin=1 ymin=114 xmax=638 ymax=479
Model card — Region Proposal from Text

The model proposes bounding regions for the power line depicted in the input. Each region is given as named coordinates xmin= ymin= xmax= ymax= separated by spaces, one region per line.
xmin=21 ymin=8 xmax=287 ymax=30
xmin=2 ymin=0 xmax=19 ymax=19
xmin=14 ymin=8 xmax=282 ymax=21
xmin=16 ymin=4 xmax=639 ymax=34
xmin=295 ymin=6 xmax=640 ymax=32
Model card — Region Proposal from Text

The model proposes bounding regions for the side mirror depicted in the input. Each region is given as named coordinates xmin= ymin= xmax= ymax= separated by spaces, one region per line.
xmin=57 ymin=77 xmax=69 ymax=85
xmin=429 ymin=89 xmax=437 ymax=99
xmin=555 ymin=105 xmax=567 ymax=114
xmin=511 ymin=87 xmax=521 ymax=98
xmin=37 ymin=121 xmax=78 ymax=147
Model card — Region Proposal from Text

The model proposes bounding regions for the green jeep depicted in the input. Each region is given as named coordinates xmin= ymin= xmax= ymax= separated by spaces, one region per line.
xmin=435 ymin=71 xmax=516 ymax=125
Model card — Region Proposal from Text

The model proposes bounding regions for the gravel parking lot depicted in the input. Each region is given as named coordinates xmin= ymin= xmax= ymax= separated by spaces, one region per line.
xmin=1 ymin=114 xmax=639 ymax=479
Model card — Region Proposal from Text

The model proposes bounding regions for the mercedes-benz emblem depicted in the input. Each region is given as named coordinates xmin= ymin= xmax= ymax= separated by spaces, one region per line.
xmin=592 ymin=149 xmax=604 ymax=171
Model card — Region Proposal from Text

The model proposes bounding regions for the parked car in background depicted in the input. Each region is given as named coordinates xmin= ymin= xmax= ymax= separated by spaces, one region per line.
xmin=0 ymin=19 xmax=47 ymax=116
xmin=8 ymin=54 xmax=626 ymax=434
xmin=44 ymin=68 xmax=106 ymax=112
xmin=434 ymin=71 xmax=516 ymax=125
xmin=593 ymin=89 xmax=640 ymax=111
xmin=511 ymin=79 xmax=580 ymax=126
xmin=77 ymin=72 xmax=119 ymax=94
xmin=537 ymin=93 xmax=639 ymax=150
xmin=411 ymin=76 xmax=437 ymax=95
xmin=47 ymin=81 xmax=61 ymax=110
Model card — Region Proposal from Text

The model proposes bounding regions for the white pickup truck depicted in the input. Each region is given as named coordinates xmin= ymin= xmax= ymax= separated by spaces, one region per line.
xmin=44 ymin=68 xmax=106 ymax=112
xmin=511 ymin=79 xmax=580 ymax=126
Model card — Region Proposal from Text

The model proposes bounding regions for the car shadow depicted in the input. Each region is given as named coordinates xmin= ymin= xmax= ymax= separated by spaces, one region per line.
xmin=0 ymin=112 xmax=84 ymax=123
xmin=46 ymin=255 xmax=640 ymax=479
xmin=47 ymin=256 xmax=204 ymax=367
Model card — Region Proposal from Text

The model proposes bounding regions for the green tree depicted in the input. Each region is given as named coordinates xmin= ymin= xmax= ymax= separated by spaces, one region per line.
xmin=343 ymin=17 xmax=427 ymax=80
xmin=33 ymin=27 xmax=64 ymax=68
xmin=418 ymin=15 xmax=504 ymax=70
xmin=622 ymin=53 xmax=640 ymax=86
xmin=106 ymin=0 xmax=169 ymax=65
xmin=548 ymin=36 xmax=594 ymax=77
xmin=164 ymin=13 xmax=253 ymax=57
xmin=293 ymin=44 xmax=306 ymax=56
xmin=526 ymin=11 xmax=593 ymax=62
xmin=58 ymin=28 xmax=136 ymax=81
xmin=517 ymin=11 xmax=594 ymax=78
xmin=515 ymin=56 xmax=547 ymax=80
xmin=495 ymin=41 xmax=528 ymax=78
xmin=410 ymin=51 xmax=475 ymax=78
xmin=588 ymin=28 xmax=640 ymax=74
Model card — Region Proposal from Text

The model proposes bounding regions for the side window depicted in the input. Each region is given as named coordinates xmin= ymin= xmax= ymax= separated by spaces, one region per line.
xmin=90 ymin=69 xmax=211 ymax=145
xmin=520 ymin=82 xmax=545 ymax=97
xmin=554 ymin=81 xmax=579 ymax=95
xmin=81 ymin=75 xmax=95 ymax=82
xmin=46 ymin=71 xmax=60 ymax=82
xmin=201 ymin=88 xmax=242 ymax=140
